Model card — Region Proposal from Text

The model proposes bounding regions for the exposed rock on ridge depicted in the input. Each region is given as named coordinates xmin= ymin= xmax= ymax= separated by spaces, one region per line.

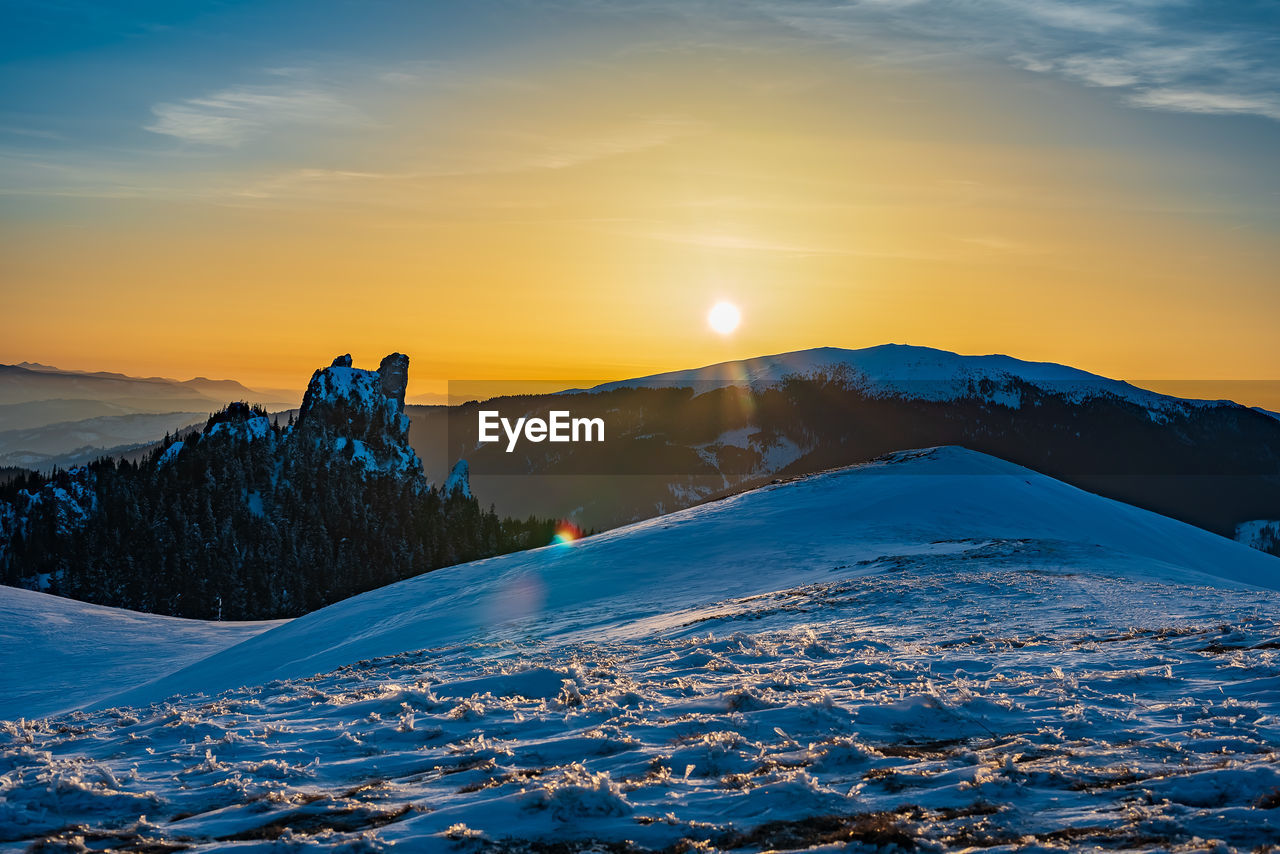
xmin=295 ymin=352 xmax=419 ymax=477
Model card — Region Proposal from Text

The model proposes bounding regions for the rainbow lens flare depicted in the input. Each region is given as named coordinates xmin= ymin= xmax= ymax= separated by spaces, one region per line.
xmin=552 ymin=520 xmax=584 ymax=546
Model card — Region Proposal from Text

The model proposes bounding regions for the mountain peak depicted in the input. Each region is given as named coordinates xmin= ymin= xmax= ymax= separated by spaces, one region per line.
xmin=296 ymin=352 xmax=420 ymax=477
xmin=300 ymin=353 xmax=410 ymax=423
xmin=590 ymin=343 xmax=1225 ymax=417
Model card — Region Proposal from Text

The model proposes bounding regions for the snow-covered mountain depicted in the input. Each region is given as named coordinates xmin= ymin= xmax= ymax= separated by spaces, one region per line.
xmin=589 ymin=344 xmax=1225 ymax=418
xmin=0 ymin=354 xmax=513 ymax=620
xmin=414 ymin=345 xmax=1280 ymax=551
xmin=293 ymin=352 xmax=422 ymax=478
xmin=3 ymin=446 xmax=1278 ymax=850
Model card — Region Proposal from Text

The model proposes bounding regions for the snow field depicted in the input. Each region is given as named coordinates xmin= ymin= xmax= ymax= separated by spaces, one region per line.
xmin=3 ymin=560 xmax=1279 ymax=851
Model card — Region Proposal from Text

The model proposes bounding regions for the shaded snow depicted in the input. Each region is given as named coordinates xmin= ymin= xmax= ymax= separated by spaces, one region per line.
xmin=333 ymin=436 xmax=420 ymax=477
xmin=156 ymin=439 xmax=184 ymax=466
xmin=0 ymin=586 xmax=280 ymax=719
xmin=307 ymin=365 xmax=404 ymax=430
xmin=9 ymin=467 xmax=97 ymax=537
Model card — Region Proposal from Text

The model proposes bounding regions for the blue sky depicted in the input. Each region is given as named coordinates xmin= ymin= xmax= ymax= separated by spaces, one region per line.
xmin=5 ymin=0 xmax=1279 ymax=206
xmin=6 ymin=1 xmax=1279 ymax=147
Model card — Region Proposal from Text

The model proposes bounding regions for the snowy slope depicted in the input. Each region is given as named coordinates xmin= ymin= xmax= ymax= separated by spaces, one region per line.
xmin=103 ymin=446 xmax=1279 ymax=710
xmin=0 ymin=586 xmax=280 ymax=719
xmin=590 ymin=344 xmax=1229 ymax=415
xmin=4 ymin=448 xmax=1280 ymax=851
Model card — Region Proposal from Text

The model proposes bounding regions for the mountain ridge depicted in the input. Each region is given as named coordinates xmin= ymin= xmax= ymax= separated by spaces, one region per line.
xmin=100 ymin=445 xmax=1280 ymax=710
xmin=587 ymin=343 xmax=1239 ymax=416
xmin=0 ymin=353 xmax=553 ymax=620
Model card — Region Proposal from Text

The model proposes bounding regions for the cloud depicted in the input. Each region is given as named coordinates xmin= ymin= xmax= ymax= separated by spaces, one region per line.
xmin=223 ymin=113 xmax=708 ymax=203
xmin=0 ymin=126 xmax=66 ymax=141
xmin=1129 ymin=88 xmax=1280 ymax=121
xmin=754 ymin=0 xmax=1280 ymax=123
xmin=146 ymin=83 xmax=362 ymax=146
xmin=1010 ymin=0 xmax=1149 ymax=36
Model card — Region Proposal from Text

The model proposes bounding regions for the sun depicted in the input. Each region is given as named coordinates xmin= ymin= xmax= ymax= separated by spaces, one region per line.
xmin=708 ymin=301 xmax=741 ymax=335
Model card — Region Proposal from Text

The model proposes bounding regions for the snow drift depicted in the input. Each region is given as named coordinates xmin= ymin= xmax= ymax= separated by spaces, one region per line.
xmin=0 ymin=587 xmax=280 ymax=719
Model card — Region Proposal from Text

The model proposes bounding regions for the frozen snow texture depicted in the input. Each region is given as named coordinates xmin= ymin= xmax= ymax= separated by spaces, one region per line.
xmin=3 ymin=447 xmax=1279 ymax=851
xmin=3 ymin=567 xmax=1280 ymax=850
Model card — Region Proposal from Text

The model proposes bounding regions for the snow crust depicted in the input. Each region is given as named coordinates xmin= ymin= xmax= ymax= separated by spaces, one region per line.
xmin=4 ymin=447 xmax=1280 ymax=851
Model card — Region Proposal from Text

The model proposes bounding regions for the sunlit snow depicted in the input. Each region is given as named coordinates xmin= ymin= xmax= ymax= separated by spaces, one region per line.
xmin=2 ymin=447 xmax=1278 ymax=851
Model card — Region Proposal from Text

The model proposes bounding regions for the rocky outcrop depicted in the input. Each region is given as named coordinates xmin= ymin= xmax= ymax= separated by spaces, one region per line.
xmin=295 ymin=353 xmax=420 ymax=477
xmin=378 ymin=353 xmax=409 ymax=415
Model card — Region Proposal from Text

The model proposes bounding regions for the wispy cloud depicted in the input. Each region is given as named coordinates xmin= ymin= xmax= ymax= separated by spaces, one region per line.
xmin=226 ymin=114 xmax=707 ymax=202
xmin=1129 ymin=88 xmax=1280 ymax=122
xmin=757 ymin=0 xmax=1280 ymax=123
xmin=146 ymin=81 xmax=362 ymax=146
xmin=0 ymin=126 xmax=66 ymax=141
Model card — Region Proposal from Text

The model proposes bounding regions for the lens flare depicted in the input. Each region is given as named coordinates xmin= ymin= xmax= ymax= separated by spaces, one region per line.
xmin=552 ymin=520 xmax=584 ymax=545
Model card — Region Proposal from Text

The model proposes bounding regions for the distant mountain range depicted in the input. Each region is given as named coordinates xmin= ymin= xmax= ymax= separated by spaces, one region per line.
xmin=5 ymin=345 xmax=1277 ymax=559
xmin=0 ymin=362 xmax=298 ymax=470
xmin=408 ymin=345 xmax=1280 ymax=555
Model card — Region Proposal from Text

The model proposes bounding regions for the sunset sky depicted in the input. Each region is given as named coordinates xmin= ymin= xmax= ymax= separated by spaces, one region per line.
xmin=2 ymin=1 xmax=1278 ymax=401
